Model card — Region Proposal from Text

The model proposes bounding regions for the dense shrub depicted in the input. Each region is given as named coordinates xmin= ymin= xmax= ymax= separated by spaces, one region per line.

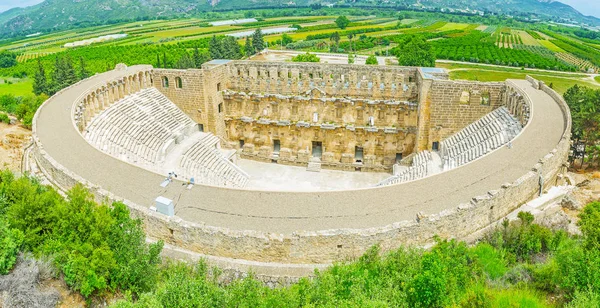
xmin=0 ymin=113 xmax=10 ymax=124
xmin=365 ymin=55 xmax=378 ymax=65
xmin=578 ymin=201 xmax=600 ymax=250
xmin=2 ymin=166 xmax=600 ymax=306
xmin=0 ymin=218 xmax=23 ymax=274
xmin=0 ymin=171 xmax=163 ymax=298
xmin=291 ymin=53 xmax=320 ymax=63
xmin=0 ymin=94 xmax=46 ymax=127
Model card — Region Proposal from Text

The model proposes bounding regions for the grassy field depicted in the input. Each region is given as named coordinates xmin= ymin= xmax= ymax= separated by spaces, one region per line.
xmin=538 ymin=39 xmax=564 ymax=52
xmin=437 ymin=23 xmax=470 ymax=31
xmin=0 ymin=78 xmax=33 ymax=96
xmin=514 ymin=30 xmax=540 ymax=46
xmin=436 ymin=62 xmax=587 ymax=78
xmin=449 ymin=69 xmax=598 ymax=93
xmin=595 ymin=76 xmax=600 ymax=83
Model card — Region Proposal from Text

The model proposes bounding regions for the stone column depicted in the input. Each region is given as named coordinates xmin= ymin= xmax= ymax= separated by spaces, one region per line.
xmin=415 ymin=78 xmax=433 ymax=152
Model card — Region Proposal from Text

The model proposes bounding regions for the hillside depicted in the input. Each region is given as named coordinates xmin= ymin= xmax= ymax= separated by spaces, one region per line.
xmin=0 ymin=0 xmax=599 ymax=38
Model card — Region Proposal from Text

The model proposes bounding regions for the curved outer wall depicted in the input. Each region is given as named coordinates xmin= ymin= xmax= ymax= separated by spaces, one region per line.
xmin=32 ymin=65 xmax=570 ymax=266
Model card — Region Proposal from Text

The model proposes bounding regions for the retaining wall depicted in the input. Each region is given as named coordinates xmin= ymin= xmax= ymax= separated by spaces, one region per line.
xmin=32 ymin=61 xmax=570 ymax=267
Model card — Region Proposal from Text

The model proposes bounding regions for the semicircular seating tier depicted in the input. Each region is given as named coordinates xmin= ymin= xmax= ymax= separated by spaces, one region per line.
xmin=377 ymin=106 xmax=522 ymax=187
xmin=84 ymin=87 xmax=249 ymax=188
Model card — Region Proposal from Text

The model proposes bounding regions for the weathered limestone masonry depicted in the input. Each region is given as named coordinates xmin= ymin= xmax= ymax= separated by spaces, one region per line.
xmin=423 ymin=80 xmax=506 ymax=150
xmin=32 ymin=59 xmax=570 ymax=270
xmin=152 ymin=61 xmax=510 ymax=170
xmin=74 ymin=64 xmax=153 ymax=132
xmin=151 ymin=69 xmax=208 ymax=130
xmin=222 ymin=62 xmax=420 ymax=171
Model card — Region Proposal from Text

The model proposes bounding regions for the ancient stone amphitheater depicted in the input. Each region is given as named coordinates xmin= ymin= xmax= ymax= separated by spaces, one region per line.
xmin=31 ymin=60 xmax=570 ymax=281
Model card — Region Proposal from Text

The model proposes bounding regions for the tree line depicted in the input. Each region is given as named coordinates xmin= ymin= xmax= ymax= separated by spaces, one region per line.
xmin=564 ymin=84 xmax=600 ymax=167
xmin=32 ymin=55 xmax=90 ymax=96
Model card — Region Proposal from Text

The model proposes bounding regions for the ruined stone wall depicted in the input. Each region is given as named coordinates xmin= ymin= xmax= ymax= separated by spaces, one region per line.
xmin=200 ymin=64 xmax=230 ymax=138
xmin=152 ymin=63 xmax=513 ymax=164
xmin=153 ymin=69 xmax=208 ymax=129
xmin=33 ymin=67 xmax=570 ymax=274
xmin=424 ymin=80 xmax=506 ymax=150
xmin=225 ymin=61 xmax=420 ymax=100
xmin=223 ymin=91 xmax=418 ymax=170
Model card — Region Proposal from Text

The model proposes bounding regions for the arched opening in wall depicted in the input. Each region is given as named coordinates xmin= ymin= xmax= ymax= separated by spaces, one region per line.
xmin=176 ymin=77 xmax=183 ymax=88
xmin=432 ymin=141 xmax=440 ymax=151
xmin=162 ymin=76 xmax=169 ymax=88
xmin=481 ymin=92 xmax=490 ymax=105
xmin=218 ymin=103 xmax=223 ymax=113
xmin=217 ymin=83 xmax=221 ymax=91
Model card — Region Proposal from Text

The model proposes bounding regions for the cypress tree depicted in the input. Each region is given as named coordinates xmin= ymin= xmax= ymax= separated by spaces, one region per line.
xmin=175 ymin=52 xmax=195 ymax=69
xmin=244 ymin=36 xmax=254 ymax=57
xmin=48 ymin=56 xmax=63 ymax=95
xmin=32 ymin=58 xmax=47 ymax=96
xmin=209 ymin=35 xmax=222 ymax=59
xmin=62 ymin=55 xmax=77 ymax=86
xmin=156 ymin=54 xmax=161 ymax=68
xmin=222 ymin=36 xmax=242 ymax=59
xmin=162 ymin=52 xmax=168 ymax=68
xmin=252 ymin=29 xmax=264 ymax=53
xmin=193 ymin=47 xmax=209 ymax=68
xmin=78 ymin=56 xmax=89 ymax=80
xmin=193 ymin=47 xmax=201 ymax=68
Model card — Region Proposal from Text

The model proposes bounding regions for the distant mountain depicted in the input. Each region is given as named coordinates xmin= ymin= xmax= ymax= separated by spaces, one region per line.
xmin=0 ymin=0 xmax=599 ymax=38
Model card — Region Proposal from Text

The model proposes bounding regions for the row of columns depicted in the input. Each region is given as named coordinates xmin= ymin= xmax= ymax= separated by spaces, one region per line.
xmin=75 ymin=70 xmax=153 ymax=132
xmin=505 ymin=86 xmax=530 ymax=126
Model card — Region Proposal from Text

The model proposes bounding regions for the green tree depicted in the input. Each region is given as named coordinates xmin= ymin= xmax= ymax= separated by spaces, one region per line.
xmin=291 ymin=53 xmax=320 ymax=63
xmin=222 ymin=36 xmax=242 ymax=59
xmin=564 ymin=85 xmax=600 ymax=165
xmin=348 ymin=54 xmax=355 ymax=64
xmin=0 ymin=51 xmax=17 ymax=68
xmin=347 ymin=33 xmax=355 ymax=52
xmin=244 ymin=36 xmax=254 ymax=57
xmin=330 ymin=32 xmax=340 ymax=52
xmin=366 ymin=55 xmax=378 ymax=65
xmin=396 ymin=36 xmax=436 ymax=67
xmin=32 ymin=58 xmax=47 ymax=96
xmin=209 ymin=35 xmax=222 ymax=59
xmin=156 ymin=54 xmax=161 ymax=68
xmin=281 ymin=33 xmax=293 ymax=46
xmin=0 ymin=218 xmax=23 ymax=274
xmin=579 ymin=201 xmax=600 ymax=250
xmin=108 ymin=202 xmax=163 ymax=295
xmin=335 ymin=15 xmax=351 ymax=29
xmin=175 ymin=52 xmax=195 ymax=69
xmin=48 ymin=55 xmax=77 ymax=94
xmin=192 ymin=47 xmax=209 ymax=68
xmin=78 ymin=56 xmax=89 ymax=80
xmin=252 ymin=29 xmax=265 ymax=53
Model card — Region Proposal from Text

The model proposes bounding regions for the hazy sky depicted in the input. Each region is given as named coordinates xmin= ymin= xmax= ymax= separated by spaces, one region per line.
xmin=0 ymin=0 xmax=599 ymax=18
xmin=558 ymin=0 xmax=600 ymax=18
